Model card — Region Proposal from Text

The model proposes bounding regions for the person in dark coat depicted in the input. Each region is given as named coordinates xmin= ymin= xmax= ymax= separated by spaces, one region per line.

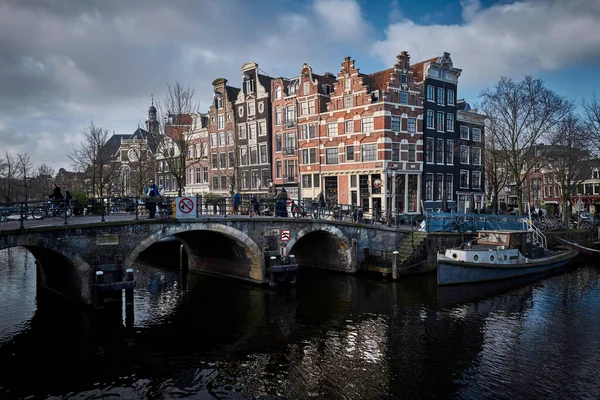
xmin=276 ymin=188 xmax=289 ymax=217
xmin=146 ymin=188 xmax=157 ymax=218
xmin=251 ymin=195 xmax=259 ymax=216
xmin=49 ymin=183 xmax=64 ymax=209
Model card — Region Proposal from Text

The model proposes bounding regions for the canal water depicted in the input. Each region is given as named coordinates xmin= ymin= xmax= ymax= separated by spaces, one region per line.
xmin=1 ymin=247 xmax=600 ymax=399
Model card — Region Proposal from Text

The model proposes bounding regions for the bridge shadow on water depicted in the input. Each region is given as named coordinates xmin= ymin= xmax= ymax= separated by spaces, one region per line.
xmin=1 ymin=246 xmax=595 ymax=399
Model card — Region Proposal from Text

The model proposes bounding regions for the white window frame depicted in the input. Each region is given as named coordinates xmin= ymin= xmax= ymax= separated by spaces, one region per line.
xmin=345 ymin=120 xmax=354 ymax=133
xmin=460 ymin=125 xmax=469 ymax=140
xmin=362 ymin=117 xmax=374 ymax=133
xmin=472 ymin=127 xmax=482 ymax=142
xmin=427 ymin=85 xmax=434 ymax=102
xmin=460 ymin=170 xmax=470 ymax=189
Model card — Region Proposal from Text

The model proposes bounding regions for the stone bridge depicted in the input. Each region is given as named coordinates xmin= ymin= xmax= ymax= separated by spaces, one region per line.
xmin=0 ymin=216 xmax=407 ymax=306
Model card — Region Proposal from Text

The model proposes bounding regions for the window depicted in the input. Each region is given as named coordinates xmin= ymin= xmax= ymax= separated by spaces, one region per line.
xmin=350 ymin=175 xmax=357 ymax=188
xmin=436 ymin=174 xmax=444 ymax=201
xmin=447 ymin=89 xmax=455 ymax=105
xmin=228 ymin=151 xmax=235 ymax=168
xmin=195 ymin=167 xmax=201 ymax=183
xmin=426 ymin=110 xmax=434 ymax=129
xmin=425 ymin=174 xmax=433 ymax=201
xmin=284 ymin=160 xmax=296 ymax=180
xmin=250 ymin=146 xmax=258 ymax=164
xmin=436 ymin=139 xmax=444 ymax=164
xmin=426 ymin=137 xmax=434 ymax=163
xmin=242 ymin=171 xmax=249 ymax=189
xmin=302 ymin=149 xmax=309 ymax=164
xmin=437 ymin=87 xmax=444 ymax=105
xmin=345 ymin=120 xmax=354 ymax=133
xmin=460 ymin=170 xmax=469 ymax=189
xmin=219 ymin=153 xmax=226 ymax=169
xmin=472 ymin=171 xmax=481 ymax=189
xmin=300 ymin=124 xmax=316 ymax=139
xmin=346 ymin=145 xmax=355 ymax=161
xmin=471 ymin=146 xmax=481 ymax=165
xmin=362 ymin=117 xmax=374 ymax=133
xmin=248 ymin=123 xmax=256 ymax=141
xmin=446 ymin=174 xmax=453 ymax=200
xmin=446 ymin=113 xmax=454 ymax=132
xmin=203 ymin=167 xmax=208 ymax=182
xmin=300 ymin=102 xmax=308 ymax=116
xmin=245 ymin=79 xmax=254 ymax=93
xmin=212 ymin=176 xmax=219 ymax=190
xmin=327 ymin=123 xmax=338 ymax=137
xmin=261 ymin=169 xmax=269 ymax=188
xmin=460 ymin=145 xmax=470 ymax=164
xmin=247 ymin=101 xmax=255 ymax=116
xmin=472 ymin=128 xmax=481 ymax=142
xmin=288 ymin=84 xmax=296 ymax=95
xmin=251 ymin=170 xmax=259 ymax=189
xmin=362 ymin=143 xmax=377 ymax=161
xmin=187 ymin=168 xmax=193 ymax=185
xmin=400 ymin=91 xmax=408 ymax=104
xmin=240 ymin=147 xmax=248 ymax=166
xmin=218 ymin=115 xmax=224 ymax=130
xmin=408 ymin=144 xmax=416 ymax=162
xmin=345 ymin=78 xmax=351 ymax=92
xmin=407 ymin=117 xmax=416 ymax=133
xmin=302 ymin=174 xmax=312 ymax=188
xmin=325 ymin=148 xmax=338 ymax=164
xmin=257 ymin=121 xmax=266 ymax=136
xmin=227 ymin=131 xmax=234 ymax=146
xmin=401 ymin=74 xmax=407 ymax=85
xmin=308 ymin=101 xmax=315 ymax=115
xmin=286 ymin=106 xmax=296 ymax=124
xmin=284 ymin=133 xmax=296 ymax=154
xmin=275 ymin=86 xmax=281 ymax=100
xmin=313 ymin=173 xmax=320 ymax=187
xmin=437 ymin=112 xmax=444 ymax=132
xmin=275 ymin=107 xmax=282 ymax=125
xmin=303 ymin=82 xmax=310 ymax=95
xmin=460 ymin=125 xmax=469 ymax=140
xmin=446 ymin=139 xmax=454 ymax=164
xmin=259 ymin=144 xmax=268 ymax=164
xmin=427 ymin=85 xmax=434 ymax=102
xmin=275 ymin=134 xmax=282 ymax=152
xmin=344 ymin=94 xmax=353 ymax=108
xmin=391 ymin=116 xmax=401 ymax=132
xmin=211 ymin=154 xmax=218 ymax=169
xmin=275 ymin=161 xmax=282 ymax=179
xmin=218 ymin=132 xmax=226 ymax=147
xmin=392 ymin=143 xmax=400 ymax=161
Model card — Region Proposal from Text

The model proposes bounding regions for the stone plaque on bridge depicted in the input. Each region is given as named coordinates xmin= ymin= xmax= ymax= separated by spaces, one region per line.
xmin=96 ymin=234 xmax=119 ymax=246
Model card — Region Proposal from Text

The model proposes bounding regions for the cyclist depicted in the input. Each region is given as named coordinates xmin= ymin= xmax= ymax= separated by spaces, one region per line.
xmin=48 ymin=183 xmax=64 ymax=211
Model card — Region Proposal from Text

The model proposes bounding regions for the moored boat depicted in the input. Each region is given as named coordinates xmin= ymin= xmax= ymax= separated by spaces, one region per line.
xmin=554 ymin=237 xmax=600 ymax=256
xmin=437 ymin=230 xmax=578 ymax=286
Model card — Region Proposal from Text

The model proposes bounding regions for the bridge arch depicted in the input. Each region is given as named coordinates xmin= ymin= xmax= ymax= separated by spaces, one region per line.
xmin=126 ymin=222 xmax=265 ymax=283
xmin=285 ymin=224 xmax=355 ymax=272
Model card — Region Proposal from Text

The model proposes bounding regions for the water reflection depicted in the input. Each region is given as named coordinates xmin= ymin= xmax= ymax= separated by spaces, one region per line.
xmin=1 ymin=247 xmax=600 ymax=399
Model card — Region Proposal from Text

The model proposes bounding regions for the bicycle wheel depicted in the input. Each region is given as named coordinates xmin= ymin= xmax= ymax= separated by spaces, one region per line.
xmin=58 ymin=207 xmax=72 ymax=218
xmin=31 ymin=207 xmax=46 ymax=220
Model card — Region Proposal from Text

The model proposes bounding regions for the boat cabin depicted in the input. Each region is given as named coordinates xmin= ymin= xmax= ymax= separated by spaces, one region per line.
xmin=477 ymin=230 xmax=528 ymax=256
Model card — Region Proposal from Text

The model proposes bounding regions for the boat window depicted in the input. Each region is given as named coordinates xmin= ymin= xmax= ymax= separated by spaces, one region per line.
xmin=504 ymin=255 xmax=508 ymax=261
xmin=490 ymin=255 xmax=495 ymax=262
xmin=473 ymin=255 xmax=479 ymax=261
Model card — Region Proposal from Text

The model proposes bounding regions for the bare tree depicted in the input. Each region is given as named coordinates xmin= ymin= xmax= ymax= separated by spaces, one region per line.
xmin=16 ymin=153 xmax=33 ymax=201
xmin=29 ymin=164 xmax=55 ymax=199
xmin=545 ymin=115 xmax=594 ymax=227
xmin=0 ymin=152 xmax=18 ymax=202
xmin=153 ymin=82 xmax=198 ymax=196
xmin=484 ymin=133 xmax=508 ymax=214
xmin=69 ymin=122 xmax=117 ymax=196
xmin=130 ymin=153 xmax=156 ymax=196
xmin=481 ymin=76 xmax=572 ymax=214
xmin=582 ymin=92 xmax=600 ymax=149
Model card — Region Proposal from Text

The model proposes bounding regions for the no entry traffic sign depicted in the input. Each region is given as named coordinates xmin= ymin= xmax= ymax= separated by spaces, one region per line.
xmin=176 ymin=197 xmax=196 ymax=218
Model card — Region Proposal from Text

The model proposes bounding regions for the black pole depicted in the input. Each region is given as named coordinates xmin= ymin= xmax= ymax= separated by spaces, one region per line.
xmin=64 ymin=199 xmax=68 ymax=225
xmin=101 ymin=197 xmax=105 ymax=222
xmin=19 ymin=202 xmax=24 ymax=230
xmin=135 ymin=196 xmax=139 ymax=221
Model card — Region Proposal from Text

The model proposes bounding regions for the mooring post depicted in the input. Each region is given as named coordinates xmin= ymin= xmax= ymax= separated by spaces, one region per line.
xmin=289 ymin=254 xmax=296 ymax=265
xmin=392 ymin=250 xmax=400 ymax=280
xmin=180 ymin=244 xmax=189 ymax=276
xmin=101 ymin=198 xmax=105 ymax=222
xmin=95 ymin=270 xmax=104 ymax=308
xmin=125 ymin=268 xmax=134 ymax=306
xmin=19 ymin=202 xmax=24 ymax=230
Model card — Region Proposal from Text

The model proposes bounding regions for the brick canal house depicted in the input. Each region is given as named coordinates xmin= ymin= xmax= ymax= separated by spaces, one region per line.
xmin=271 ymin=64 xmax=336 ymax=202
xmin=297 ymin=53 xmax=423 ymax=217
xmin=456 ymin=101 xmax=486 ymax=212
xmin=234 ymin=62 xmax=273 ymax=196
xmin=207 ymin=78 xmax=240 ymax=195
xmin=412 ymin=52 xmax=463 ymax=212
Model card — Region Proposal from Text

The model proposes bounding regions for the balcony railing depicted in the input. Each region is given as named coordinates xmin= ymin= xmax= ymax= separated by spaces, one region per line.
xmin=284 ymin=147 xmax=296 ymax=155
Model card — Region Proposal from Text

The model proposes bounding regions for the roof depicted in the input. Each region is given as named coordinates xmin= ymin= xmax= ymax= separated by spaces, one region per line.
xmin=366 ymin=68 xmax=394 ymax=92
xmin=313 ymin=72 xmax=337 ymax=86
xmin=103 ymin=134 xmax=129 ymax=157
xmin=411 ymin=57 xmax=438 ymax=82
xmin=226 ymin=86 xmax=240 ymax=103
xmin=258 ymin=73 xmax=273 ymax=95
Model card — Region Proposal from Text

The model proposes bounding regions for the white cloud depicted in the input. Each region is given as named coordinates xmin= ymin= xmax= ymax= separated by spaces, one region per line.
xmin=373 ymin=0 xmax=600 ymax=87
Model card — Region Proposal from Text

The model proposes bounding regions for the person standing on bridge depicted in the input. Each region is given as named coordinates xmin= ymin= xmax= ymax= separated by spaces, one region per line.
xmin=232 ymin=192 xmax=241 ymax=215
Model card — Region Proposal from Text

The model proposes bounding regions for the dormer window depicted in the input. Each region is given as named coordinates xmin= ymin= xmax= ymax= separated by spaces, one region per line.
xmin=275 ymin=86 xmax=281 ymax=100
xmin=214 ymin=92 xmax=223 ymax=109
xmin=288 ymin=84 xmax=296 ymax=95
xmin=245 ymin=78 xmax=255 ymax=93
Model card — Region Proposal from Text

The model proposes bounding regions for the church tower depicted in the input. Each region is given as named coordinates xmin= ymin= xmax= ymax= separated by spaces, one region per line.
xmin=146 ymin=95 xmax=159 ymax=134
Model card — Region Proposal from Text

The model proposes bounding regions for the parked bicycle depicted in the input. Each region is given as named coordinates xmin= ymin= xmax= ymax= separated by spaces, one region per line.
xmin=31 ymin=200 xmax=72 ymax=220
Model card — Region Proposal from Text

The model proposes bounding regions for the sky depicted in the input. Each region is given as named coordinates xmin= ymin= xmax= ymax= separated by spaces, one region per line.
xmin=1 ymin=0 xmax=600 ymax=172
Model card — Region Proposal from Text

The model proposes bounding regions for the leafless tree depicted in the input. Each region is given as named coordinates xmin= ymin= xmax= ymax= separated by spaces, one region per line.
xmin=484 ymin=133 xmax=508 ymax=214
xmin=130 ymin=153 xmax=156 ymax=196
xmin=481 ymin=76 xmax=572 ymax=214
xmin=582 ymin=92 xmax=600 ymax=149
xmin=68 ymin=121 xmax=117 ymax=196
xmin=29 ymin=164 xmax=55 ymax=199
xmin=0 ymin=152 xmax=19 ymax=202
xmin=545 ymin=115 xmax=594 ymax=227
xmin=15 ymin=153 xmax=33 ymax=201
xmin=153 ymin=82 xmax=199 ymax=196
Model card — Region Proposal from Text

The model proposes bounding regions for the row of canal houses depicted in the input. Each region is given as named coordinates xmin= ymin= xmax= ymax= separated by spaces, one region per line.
xmin=159 ymin=51 xmax=486 ymax=215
